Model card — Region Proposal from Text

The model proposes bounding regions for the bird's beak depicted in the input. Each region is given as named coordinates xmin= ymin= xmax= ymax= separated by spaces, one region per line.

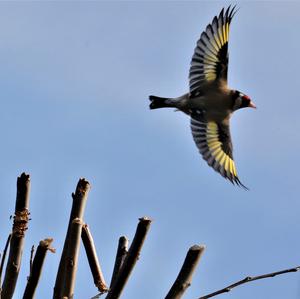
xmin=249 ymin=101 xmax=257 ymax=109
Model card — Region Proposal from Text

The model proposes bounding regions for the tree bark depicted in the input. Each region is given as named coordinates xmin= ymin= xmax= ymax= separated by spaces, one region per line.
xmin=109 ymin=236 xmax=128 ymax=289
xmin=106 ymin=217 xmax=151 ymax=299
xmin=1 ymin=173 xmax=31 ymax=299
xmin=165 ymin=245 xmax=205 ymax=299
xmin=0 ymin=234 xmax=12 ymax=296
xmin=53 ymin=178 xmax=90 ymax=299
xmin=23 ymin=238 xmax=55 ymax=299
xmin=81 ymin=224 xmax=108 ymax=293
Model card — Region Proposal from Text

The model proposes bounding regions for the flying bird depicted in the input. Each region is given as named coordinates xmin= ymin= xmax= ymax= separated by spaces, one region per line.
xmin=149 ymin=6 xmax=256 ymax=189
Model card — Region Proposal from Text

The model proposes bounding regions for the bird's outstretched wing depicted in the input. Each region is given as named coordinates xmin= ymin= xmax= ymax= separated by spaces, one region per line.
xmin=189 ymin=6 xmax=237 ymax=96
xmin=190 ymin=110 xmax=247 ymax=189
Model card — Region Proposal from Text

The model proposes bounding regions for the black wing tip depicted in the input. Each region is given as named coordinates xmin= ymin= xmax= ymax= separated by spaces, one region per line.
xmin=225 ymin=5 xmax=231 ymax=18
xmin=222 ymin=168 xmax=248 ymax=190
xmin=219 ymin=7 xmax=225 ymax=19
xmin=220 ymin=5 xmax=239 ymax=22
xmin=214 ymin=167 xmax=249 ymax=190
xmin=230 ymin=5 xmax=240 ymax=20
xmin=231 ymin=176 xmax=249 ymax=190
xmin=202 ymin=158 xmax=249 ymax=190
xmin=212 ymin=5 xmax=239 ymax=30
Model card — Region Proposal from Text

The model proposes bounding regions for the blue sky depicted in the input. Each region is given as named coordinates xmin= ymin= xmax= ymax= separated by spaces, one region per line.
xmin=1 ymin=1 xmax=300 ymax=298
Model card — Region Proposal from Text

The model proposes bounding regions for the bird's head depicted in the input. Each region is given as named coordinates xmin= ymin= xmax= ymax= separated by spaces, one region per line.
xmin=232 ymin=90 xmax=256 ymax=111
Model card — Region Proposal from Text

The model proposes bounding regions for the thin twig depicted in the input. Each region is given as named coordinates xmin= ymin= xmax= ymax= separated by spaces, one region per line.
xmin=53 ymin=178 xmax=90 ymax=299
xmin=90 ymin=294 xmax=100 ymax=299
xmin=2 ymin=173 xmax=31 ymax=299
xmin=22 ymin=238 xmax=55 ymax=299
xmin=0 ymin=234 xmax=12 ymax=291
xmin=82 ymin=224 xmax=108 ymax=293
xmin=105 ymin=217 xmax=152 ymax=299
xmin=199 ymin=265 xmax=300 ymax=299
xmin=165 ymin=245 xmax=205 ymax=299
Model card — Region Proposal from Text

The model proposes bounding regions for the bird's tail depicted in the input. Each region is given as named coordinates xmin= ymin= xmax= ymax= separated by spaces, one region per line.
xmin=149 ymin=95 xmax=176 ymax=109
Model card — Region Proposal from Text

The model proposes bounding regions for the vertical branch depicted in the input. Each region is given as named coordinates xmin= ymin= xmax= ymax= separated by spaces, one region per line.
xmin=81 ymin=224 xmax=108 ymax=293
xmin=63 ymin=218 xmax=84 ymax=298
xmin=0 ymin=234 xmax=12 ymax=293
xmin=106 ymin=217 xmax=152 ymax=299
xmin=1 ymin=173 xmax=31 ymax=299
xmin=29 ymin=245 xmax=35 ymax=279
xmin=109 ymin=236 xmax=128 ymax=289
xmin=22 ymin=238 xmax=55 ymax=299
xmin=165 ymin=245 xmax=205 ymax=299
xmin=53 ymin=178 xmax=90 ymax=299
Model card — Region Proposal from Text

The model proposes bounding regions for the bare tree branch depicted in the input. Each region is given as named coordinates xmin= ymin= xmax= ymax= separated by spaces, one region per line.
xmin=82 ymin=223 xmax=108 ymax=293
xmin=106 ymin=217 xmax=152 ymax=299
xmin=199 ymin=266 xmax=300 ymax=299
xmin=165 ymin=245 xmax=205 ymax=299
xmin=64 ymin=218 xmax=84 ymax=298
xmin=109 ymin=236 xmax=128 ymax=289
xmin=23 ymin=238 xmax=55 ymax=299
xmin=2 ymin=172 xmax=31 ymax=299
xmin=0 ymin=234 xmax=12 ymax=293
xmin=53 ymin=178 xmax=90 ymax=299
xmin=29 ymin=245 xmax=35 ymax=279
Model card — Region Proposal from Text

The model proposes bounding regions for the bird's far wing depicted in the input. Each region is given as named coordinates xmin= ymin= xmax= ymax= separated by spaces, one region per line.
xmin=190 ymin=110 xmax=247 ymax=189
xmin=189 ymin=6 xmax=237 ymax=96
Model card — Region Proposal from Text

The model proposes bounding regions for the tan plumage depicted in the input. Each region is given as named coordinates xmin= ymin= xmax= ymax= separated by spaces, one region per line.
xmin=149 ymin=6 xmax=256 ymax=188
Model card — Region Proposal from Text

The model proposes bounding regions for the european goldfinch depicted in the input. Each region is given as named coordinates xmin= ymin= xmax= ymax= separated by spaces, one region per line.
xmin=149 ymin=6 xmax=256 ymax=189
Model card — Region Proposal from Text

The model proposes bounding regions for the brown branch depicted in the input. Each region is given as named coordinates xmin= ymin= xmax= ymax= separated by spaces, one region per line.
xmin=0 ymin=234 xmax=12 ymax=292
xmin=22 ymin=238 xmax=55 ymax=299
xmin=82 ymin=224 xmax=108 ymax=293
xmin=2 ymin=172 xmax=31 ymax=299
xmin=64 ymin=218 xmax=84 ymax=298
xmin=199 ymin=266 xmax=300 ymax=299
xmin=53 ymin=178 xmax=90 ymax=299
xmin=165 ymin=245 xmax=206 ymax=299
xmin=106 ymin=217 xmax=152 ymax=299
xmin=109 ymin=236 xmax=128 ymax=289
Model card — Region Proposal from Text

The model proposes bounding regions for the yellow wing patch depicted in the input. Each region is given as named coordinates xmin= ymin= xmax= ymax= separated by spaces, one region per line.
xmin=206 ymin=121 xmax=236 ymax=179
xmin=189 ymin=6 xmax=237 ymax=93
xmin=190 ymin=113 xmax=247 ymax=188
xmin=203 ymin=13 xmax=231 ymax=82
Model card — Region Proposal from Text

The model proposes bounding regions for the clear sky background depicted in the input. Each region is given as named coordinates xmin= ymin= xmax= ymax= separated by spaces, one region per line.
xmin=0 ymin=1 xmax=300 ymax=299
